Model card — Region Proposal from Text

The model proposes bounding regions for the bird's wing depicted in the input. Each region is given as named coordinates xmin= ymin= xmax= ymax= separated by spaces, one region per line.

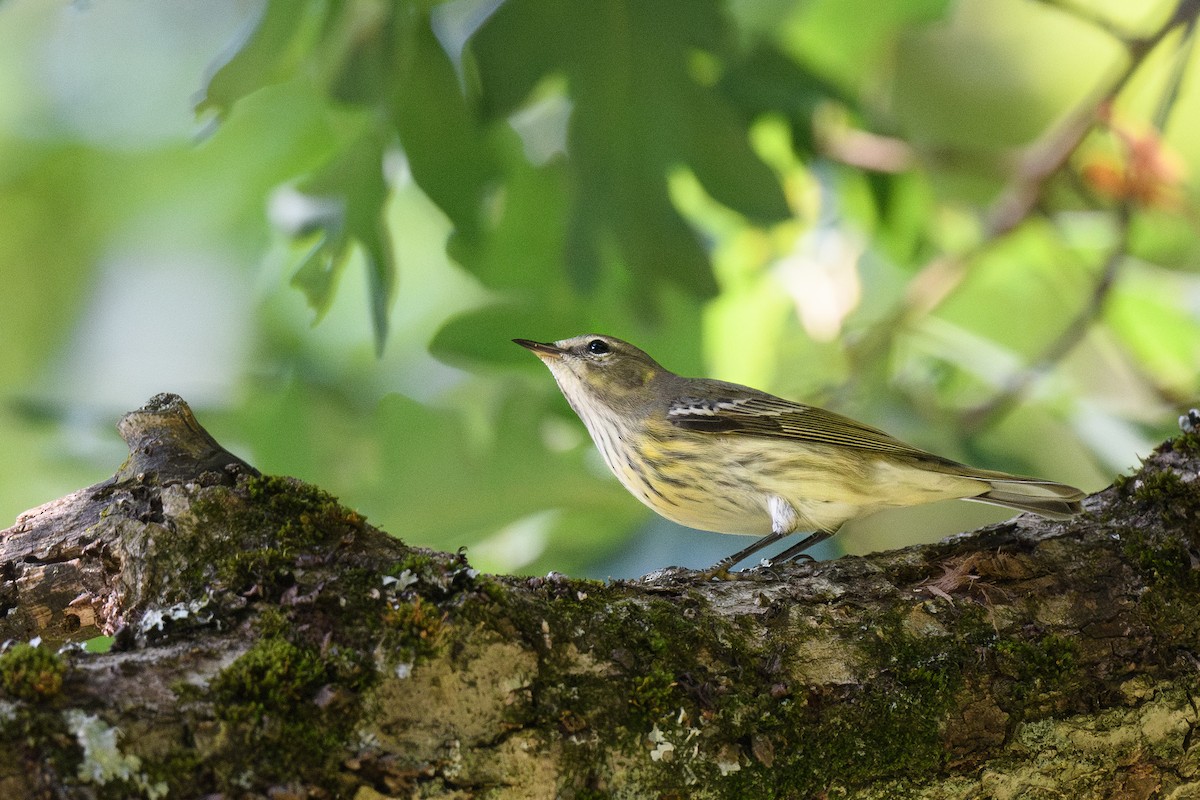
xmin=666 ymin=391 xmax=929 ymax=457
xmin=665 ymin=388 xmax=1086 ymax=510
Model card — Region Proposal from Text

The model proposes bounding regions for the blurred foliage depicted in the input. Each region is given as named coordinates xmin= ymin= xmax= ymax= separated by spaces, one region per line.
xmin=1 ymin=0 xmax=1198 ymax=577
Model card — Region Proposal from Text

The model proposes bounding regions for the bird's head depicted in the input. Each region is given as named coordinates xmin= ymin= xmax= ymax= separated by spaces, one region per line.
xmin=514 ymin=334 xmax=667 ymax=414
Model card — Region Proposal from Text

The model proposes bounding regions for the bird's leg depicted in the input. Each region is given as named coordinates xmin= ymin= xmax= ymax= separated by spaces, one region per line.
xmin=699 ymin=531 xmax=787 ymax=580
xmin=699 ymin=495 xmax=802 ymax=580
xmin=772 ymin=530 xmax=834 ymax=563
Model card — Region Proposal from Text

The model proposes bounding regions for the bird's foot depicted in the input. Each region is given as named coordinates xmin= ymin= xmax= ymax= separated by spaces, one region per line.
xmin=697 ymin=558 xmax=792 ymax=581
xmin=698 ymin=561 xmax=737 ymax=581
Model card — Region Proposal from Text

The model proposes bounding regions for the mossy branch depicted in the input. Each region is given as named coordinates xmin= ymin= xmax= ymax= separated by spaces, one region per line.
xmin=2 ymin=394 xmax=1199 ymax=799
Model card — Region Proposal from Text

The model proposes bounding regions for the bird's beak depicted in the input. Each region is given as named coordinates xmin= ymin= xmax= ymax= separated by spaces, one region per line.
xmin=513 ymin=339 xmax=566 ymax=359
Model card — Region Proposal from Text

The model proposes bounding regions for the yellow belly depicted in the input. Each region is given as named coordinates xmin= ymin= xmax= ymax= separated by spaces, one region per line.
xmin=593 ymin=423 xmax=987 ymax=535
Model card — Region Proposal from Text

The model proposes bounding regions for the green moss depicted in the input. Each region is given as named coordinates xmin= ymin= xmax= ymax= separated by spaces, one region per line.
xmin=382 ymin=596 xmax=446 ymax=661
xmin=210 ymin=637 xmax=329 ymax=722
xmin=488 ymin=575 xmax=979 ymax=799
xmin=382 ymin=548 xmax=486 ymax=602
xmin=0 ymin=643 xmax=66 ymax=701
xmin=1170 ymin=427 xmax=1200 ymax=457
xmin=474 ymin=573 xmax=512 ymax=606
xmin=465 ymin=571 xmax=947 ymax=798
xmin=559 ymin=596 xmax=696 ymax=734
xmin=389 ymin=551 xmax=440 ymax=578
xmin=718 ymin=611 xmax=972 ymax=798
xmin=628 ymin=663 xmax=677 ymax=721
xmin=1130 ymin=469 xmax=1200 ymax=527
xmin=682 ymin=603 xmax=1089 ymax=799
xmin=995 ymin=633 xmax=1081 ymax=709
xmin=1109 ymin=459 xmax=1200 ymax=654
xmin=250 ymin=606 xmax=292 ymax=640
xmin=154 ymin=474 xmax=369 ymax=608
xmin=204 ymin=635 xmax=360 ymax=788
xmin=476 ymin=580 xmax=708 ymax=796
xmin=1123 ymin=527 xmax=1199 ymax=589
xmin=1119 ymin=524 xmax=1200 ymax=653
xmin=139 ymin=750 xmax=204 ymax=799
xmin=571 ymin=789 xmax=613 ymax=800
xmin=217 ymin=474 xmax=368 ymax=592
xmin=0 ymin=652 xmax=80 ymax=792
xmin=1132 ymin=470 xmax=1180 ymax=501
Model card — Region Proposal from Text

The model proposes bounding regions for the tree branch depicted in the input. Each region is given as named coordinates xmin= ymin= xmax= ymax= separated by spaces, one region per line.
xmin=2 ymin=395 xmax=1199 ymax=799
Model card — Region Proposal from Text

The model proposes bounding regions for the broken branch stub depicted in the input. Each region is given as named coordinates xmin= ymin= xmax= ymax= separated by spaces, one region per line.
xmin=0 ymin=393 xmax=263 ymax=643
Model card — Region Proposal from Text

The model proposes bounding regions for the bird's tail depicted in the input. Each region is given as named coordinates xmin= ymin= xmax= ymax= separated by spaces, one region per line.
xmin=964 ymin=474 xmax=1085 ymax=520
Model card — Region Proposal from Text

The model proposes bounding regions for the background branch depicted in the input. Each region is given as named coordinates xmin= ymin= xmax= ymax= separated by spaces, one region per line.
xmin=848 ymin=0 xmax=1200 ymax=378
xmin=957 ymin=8 xmax=1197 ymax=432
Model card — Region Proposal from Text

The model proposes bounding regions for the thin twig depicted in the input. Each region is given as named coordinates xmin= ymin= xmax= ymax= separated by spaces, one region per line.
xmin=957 ymin=6 xmax=1198 ymax=432
xmin=958 ymin=206 xmax=1131 ymax=433
xmin=846 ymin=0 xmax=1200 ymax=375
xmin=1150 ymin=8 xmax=1198 ymax=132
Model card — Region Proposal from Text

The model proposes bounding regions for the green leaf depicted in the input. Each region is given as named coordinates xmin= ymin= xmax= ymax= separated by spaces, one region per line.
xmin=448 ymin=142 xmax=572 ymax=292
xmin=326 ymin=2 xmax=394 ymax=106
xmin=780 ymin=0 xmax=954 ymax=93
xmin=388 ymin=7 xmax=496 ymax=239
xmin=290 ymin=232 xmax=342 ymax=315
xmin=198 ymin=0 xmax=328 ymax=119
xmin=432 ymin=303 xmax=568 ymax=367
xmin=719 ymin=44 xmax=848 ymax=155
xmin=470 ymin=0 xmax=572 ymax=121
xmin=681 ymin=89 xmax=791 ymax=222
xmin=1106 ymin=264 xmax=1200 ymax=396
xmin=292 ymin=128 xmax=394 ymax=350
xmin=472 ymin=0 xmax=788 ymax=298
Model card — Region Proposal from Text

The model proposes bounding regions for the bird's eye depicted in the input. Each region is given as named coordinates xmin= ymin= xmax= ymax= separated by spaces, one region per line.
xmin=587 ymin=339 xmax=610 ymax=355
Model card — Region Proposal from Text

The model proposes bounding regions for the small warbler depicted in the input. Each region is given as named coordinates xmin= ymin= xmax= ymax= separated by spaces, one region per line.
xmin=516 ymin=334 xmax=1085 ymax=578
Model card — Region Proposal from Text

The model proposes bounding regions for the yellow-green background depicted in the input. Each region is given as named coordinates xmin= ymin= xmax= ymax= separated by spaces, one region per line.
xmin=1 ymin=0 xmax=1196 ymax=577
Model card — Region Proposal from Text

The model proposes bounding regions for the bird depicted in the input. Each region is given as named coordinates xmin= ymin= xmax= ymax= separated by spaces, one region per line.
xmin=515 ymin=334 xmax=1085 ymax=578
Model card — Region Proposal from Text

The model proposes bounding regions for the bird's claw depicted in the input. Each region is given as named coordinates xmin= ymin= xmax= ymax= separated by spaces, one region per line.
xmin=698 ymin=563 xmax=736 ymax=581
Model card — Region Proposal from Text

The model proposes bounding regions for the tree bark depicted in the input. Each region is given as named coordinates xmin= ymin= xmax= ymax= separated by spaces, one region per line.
xmin=2 ymin=393 xmax=1198 ymax=799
